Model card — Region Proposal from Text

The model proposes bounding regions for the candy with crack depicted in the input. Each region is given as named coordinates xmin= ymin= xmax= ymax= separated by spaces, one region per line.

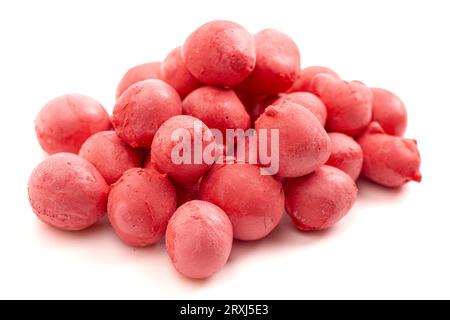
xmin=28 ymin=153 xmax=109 ymax=231
xmin=35 ymin=94 xmax=110 ymax=154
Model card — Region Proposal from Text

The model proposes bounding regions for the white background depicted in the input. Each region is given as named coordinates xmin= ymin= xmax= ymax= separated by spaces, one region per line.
xmin=0 ymin=0 xmax=449 ymax=299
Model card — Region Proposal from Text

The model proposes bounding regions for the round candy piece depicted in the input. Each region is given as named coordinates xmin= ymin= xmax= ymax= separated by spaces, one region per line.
xmin=35 ymin=94 xmax=110 ymax=154
xmin=166 ymin=200 xmax=233 ymax=279
xmin=160 ymin=47 xmax=201 ymax=99
xmin=28 ymin=153 xmax=109 ymax=231
xmin=200 ymin=162 xmax=284 ymax=241
xmin=371 ymin=88 xmax=407 ymax=136
xmin=357 ymin=122 xmax=421 ymax=188
xmin=236 ymin=28 xmax=300 ymax=96
xmin=112 ymin=79 xmax=182 ymax=148
xmin=255 ymin=101 xmax=331 ymax=178
xmin=79 ymin=131 xmax=146 ymax=184
xmin=115 ymin=62 xmax=161 ymax=100
xmin=311 ymin=74 xmax=373 ymax=136
xmin=285 ymin=165 xmax=357 ymax=231
xmin=182 ymin=86 xmax=250 ymax=135
xmin=151 ymin=115 xmax=216 ymax=186
xmin=183 ymin=20 xmax=256 ymax=86
xmin=108 ymin=168 xmax=177 ymax=247
xmin=288 ymin=66 xmax=339 ymax=93
xmin=326 ymin=132 xmax=363 ymax=180
xmin=273 ymin=92 xmax=327 ymax=126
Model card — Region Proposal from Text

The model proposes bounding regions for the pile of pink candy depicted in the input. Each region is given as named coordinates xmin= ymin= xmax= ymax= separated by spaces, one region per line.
xmin=28 ymin=20 xmax=421 ymax=279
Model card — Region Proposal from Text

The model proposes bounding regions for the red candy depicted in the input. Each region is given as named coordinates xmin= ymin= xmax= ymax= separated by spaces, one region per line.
xmin=35 ymin=94 xmax=110 ymax=154
xmin=151 ymin=115 xmax=215 ymax=186
xmin=371 ymin=88 xmax=408 ymax=136
xmin=311 ymin=74 xmax=373 ymax=136
xmin=285 ymin=166 xmax=357 ymax=231
xmin=273 ymin=92 xmax=327 ymax=126
xmin=326 ymin=132 xmax=363 ymax=180
xmin=183 ymin=20 xmax=256 ymax=86
xmin=116 ymin=62 xmax=161 ymax=100
xmin=108 ymin=168 xmax=177 ymax=247
xmin=289 ymin=66 xmax=339 ymax=93
xmin=28 ymin=153 xmax=109 ymax=231
xmin=200 ymin=162 xmax=284 ymax=241
xmin=182 ymin=86 xmax=250 ymax=135
xmin=236 ymin=28 xmax=300 ymax=96
xmin=112 ymin=79 xmax=182 ymax=148
xmin=79 ymin=131 xmax=146 ymax=184
xmin=160 ymin=47 xmax=201 ymax=99
xmin=357 ymin=122 xmax=421 ymax=188
xmin=255 ymin=101 xmax=331 ymax=178
xmin=166 ymin=200 xmax=233 ymax=279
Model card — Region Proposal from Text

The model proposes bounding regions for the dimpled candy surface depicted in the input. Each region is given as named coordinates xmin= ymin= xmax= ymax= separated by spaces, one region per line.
xmin=357 ymin=122 xmax=421 ymax=188
xmin=28 ymin=153 xmax=109 ymax=231
xmin=285 ymin=165 xmax=357 ymax=231
xmin=166 ymin=200 xmax=233 ymax=279
xmin=35 ymin=94 xmax=110 ymax=154
xmin=79 ymin=131 xmax=146 ymax=184
xmin=112 ymin=79 xmax=182 ymax=148
xmin=183 ymin=20 xmax=256 ymax=86
xmin=107 ymin=168 xmax=177 ymax=247
xmin=255 ymin=101 xmax=331 ymax=178
xmin=200 ymin=162 xmax=285 ymax=241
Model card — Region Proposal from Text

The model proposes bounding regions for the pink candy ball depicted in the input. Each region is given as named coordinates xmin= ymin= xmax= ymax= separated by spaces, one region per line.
xmin=311 ymin=74 xmax=373 ymax=136
xmin=108 ymin=168 xmax=177 ymax=247
xmin=160 ymin=47 xmax=202 ymax=99
xmin=285 ymin=165 xmax=357 ymax=231
xmin=182 ymin=86 xmax=251 ymax=135
xmin=115 ymin=62 xmax=161 ymax=100
xmin=112 ymin=79 xmax=182 ymax=148
xmin=371 ymin=88 xmax=408 ymax=136
xmin=236 ymin=28 xmax=300 ymax=96
xmin=151 ymin=115 xmax=216 ymax=186
xmin=79 ymin=131 xmax=146 ymax=184
xmin=255 ymin=101 xmax=331 ymax=178
xmin=166 ymin=200 xmax=233 ymax=279
xmin=28 ymin=153 xmax=109 ymax=231
xmin=357 ymin=122 xmax=421 ymax=188
xmin=200 ymin=162 xmax=284 ymax=241
xmin=35 ymin=94 xmax=110 ymax=154
xmin=183 ymin=20 xmax=256 ymax=86
xmin=326 ymin=132 xmax=363 ymax=180
xmin=273 ymin=92 xmax=327 ymax=126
